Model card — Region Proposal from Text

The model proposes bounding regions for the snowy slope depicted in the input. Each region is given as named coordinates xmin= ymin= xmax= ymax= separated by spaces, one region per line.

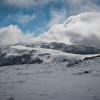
xmin=0 ymin=44 xmax=82 ymax=66
xmin=0 ymin=42 xmax=100 ymax=100
xmin=0 ymin=43 xmax=100 ymax=66
xmin=0 ymin=56 xmax=100 ymax=100
xmin=19 ymin=42 xmax=100 ymax=54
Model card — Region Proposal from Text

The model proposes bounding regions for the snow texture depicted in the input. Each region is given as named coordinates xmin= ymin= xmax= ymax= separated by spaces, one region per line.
xmin=0 ymin=43 xmax=100 ymax=100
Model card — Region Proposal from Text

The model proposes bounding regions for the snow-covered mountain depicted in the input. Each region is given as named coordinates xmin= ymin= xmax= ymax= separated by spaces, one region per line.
xmin=0 ymin=46 xmax=100 ymax=100
xmin=0 ymin=41 xmax=100 ymax=100
xmin=0 ymin=42 xmax=100 ymax=66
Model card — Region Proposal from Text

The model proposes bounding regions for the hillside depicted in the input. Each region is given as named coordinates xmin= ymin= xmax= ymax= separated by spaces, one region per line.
xmin=0 ymin=42 xmax=100 ymax=66
xmin=0 ymin=53 xmax=100 ymax=100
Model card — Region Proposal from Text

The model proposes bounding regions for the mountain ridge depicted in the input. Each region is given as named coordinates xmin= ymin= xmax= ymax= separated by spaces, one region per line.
xmin=0 ymin=42 xmax=100 ymax=66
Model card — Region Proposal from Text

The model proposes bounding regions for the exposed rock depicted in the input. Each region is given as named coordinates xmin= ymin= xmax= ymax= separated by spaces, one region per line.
xmin=40 ymin=42 xmax=100 ymax=54
xmin=0 ymin=54 xmax=43 ymax=66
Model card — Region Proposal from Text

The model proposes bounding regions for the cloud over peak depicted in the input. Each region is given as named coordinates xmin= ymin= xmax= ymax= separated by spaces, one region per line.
xmin=0 ymin=12 xmax=100 ymax=49
xmin=36 ymin=12 xmax=100 ymax=49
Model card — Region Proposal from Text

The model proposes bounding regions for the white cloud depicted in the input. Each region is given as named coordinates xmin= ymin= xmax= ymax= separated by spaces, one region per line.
xmin=33 ymin=9 xmax=67 ymax=35
xmin=36 ymin=12 xmax=100 ymax=49
xmin=61 ymin=0 xmax=100 ymax=15
xmin=2 ymin=0 xmax=100 ymax=13
xmin=8 ymin=13 xmax=35 ymax=24
xmin=3 ymin=0 xmax=53 ymax=8
xmin=1 ymin=12 xmax=100 ymax=49
xmin=4 ymin=0 xmax=36 ymax=8
xmin=47 ymin=9 xmax=67 ymax=27
xmin=0 ymin=25 xmax=33 ymax=46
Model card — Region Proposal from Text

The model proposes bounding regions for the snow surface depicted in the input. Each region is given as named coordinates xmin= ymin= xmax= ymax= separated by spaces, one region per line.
xmin=0 ymin=57 xmax=100 ymax=100
xmin=0 ymin=44 xmax=100 ymax=100
xmin=6 ymin=45 xmax=100 ymax=63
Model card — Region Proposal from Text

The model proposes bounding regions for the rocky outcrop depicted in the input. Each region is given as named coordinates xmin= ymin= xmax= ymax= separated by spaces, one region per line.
xmin=0 ymin=53 xmax=43 ymax=66
xmin=40 ymin=42 xmax=100 ymax=54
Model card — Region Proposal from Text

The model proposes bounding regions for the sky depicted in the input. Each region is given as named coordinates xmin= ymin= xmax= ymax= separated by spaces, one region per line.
xmin=0 ymin=0 xmax=100 ymax=47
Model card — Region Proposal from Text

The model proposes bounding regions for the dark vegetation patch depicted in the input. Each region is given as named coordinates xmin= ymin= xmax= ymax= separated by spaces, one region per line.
xmin=0 ymin=53 xmax=43 ymax=66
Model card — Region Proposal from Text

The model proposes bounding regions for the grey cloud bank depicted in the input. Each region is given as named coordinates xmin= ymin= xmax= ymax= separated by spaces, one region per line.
xmin=0 ymin=12 xmax=100 ymax=49
xmin=36 ymin=12 xmax=100 ymax=49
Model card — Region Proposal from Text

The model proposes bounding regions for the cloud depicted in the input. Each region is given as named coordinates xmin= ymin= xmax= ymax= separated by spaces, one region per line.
xmin=0 ymin=25 xmax=33 ymax=46
xmin=73 ymin=0 xmax=100 ymax=12
xmin=2 ymin=0 xmax=100 ymax=13
xmin=33 ymin=8 xmax=67 ymax=35
xmin=3 ymin=0 xmax=53 ymax=8
xmin=36 ymin=12 xmax=100 ymax=49
xmin=8 ymin=13 xmax=36 ymax=24
xmin=47 ymin=9 xmax=67 ymax=27
xmin=1 ymin=12 xmax=100 ymax=49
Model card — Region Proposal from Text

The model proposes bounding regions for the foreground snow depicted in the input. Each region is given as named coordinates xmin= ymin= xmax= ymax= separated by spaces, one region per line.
xmin=0 ymin=57 xmax=100 ymax=100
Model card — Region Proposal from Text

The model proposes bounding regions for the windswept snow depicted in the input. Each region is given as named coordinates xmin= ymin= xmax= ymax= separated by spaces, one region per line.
xmin=0 ymin=44 xmax=100 ymax=66
xmin=4 ymin=45 xmax=100 ymax=62
xmin=0 ymin=44 xmax=100 ymax=100
xmin=0 ymin=57 xmax=100 ymax=100
xmin=8 ymin=45 xmax=100 ymax=63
